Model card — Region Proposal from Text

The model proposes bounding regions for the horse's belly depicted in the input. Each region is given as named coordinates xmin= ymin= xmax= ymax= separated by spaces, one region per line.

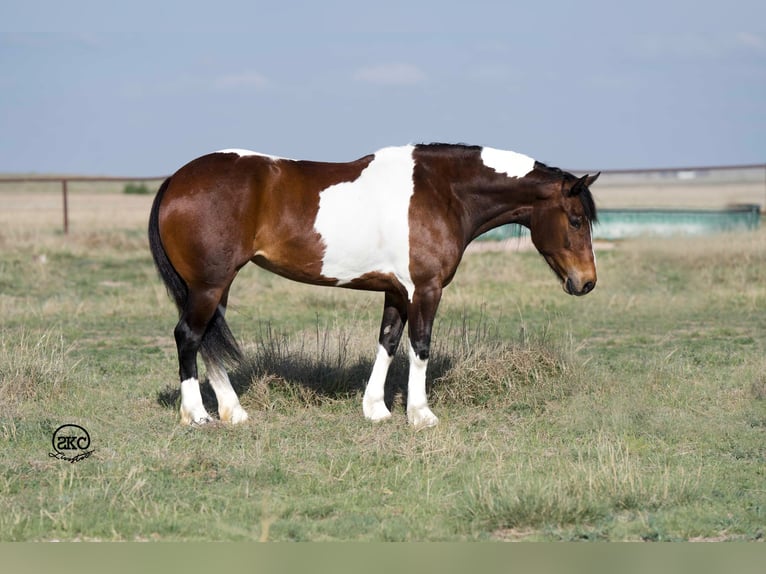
xmin=317 ymin=223 xmax=410 ymax=289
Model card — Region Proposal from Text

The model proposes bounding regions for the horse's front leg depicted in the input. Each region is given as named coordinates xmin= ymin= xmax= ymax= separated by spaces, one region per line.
xmin=406 ymin=284 xmax=442 ymax=429
xmin=363 ymin=291 xmax=408 ymax=422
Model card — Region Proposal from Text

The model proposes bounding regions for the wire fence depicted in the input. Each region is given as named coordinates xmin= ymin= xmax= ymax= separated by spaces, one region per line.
xmin=0 ymin=175 xmax=165 ymax=234
xmin=0 ymin=164 xmax=764 ymax=234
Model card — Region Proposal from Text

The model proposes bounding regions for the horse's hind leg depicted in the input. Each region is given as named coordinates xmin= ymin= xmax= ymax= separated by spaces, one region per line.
xmin=175 ymin=286 xmax=228 ymax=425
xmin=202 ymin=288 xmax=248 ymax=424
xmin=363 ymin=291 xmax=408 ymax=422
xmin=204 ymin=356 xmax=248 ymax=424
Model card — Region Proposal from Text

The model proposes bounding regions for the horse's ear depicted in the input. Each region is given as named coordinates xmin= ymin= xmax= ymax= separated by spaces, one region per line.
xmin=566 ymin=175 xmax=588 ymax=197
xmin=567 ymin=172 xmax=599 ymax=197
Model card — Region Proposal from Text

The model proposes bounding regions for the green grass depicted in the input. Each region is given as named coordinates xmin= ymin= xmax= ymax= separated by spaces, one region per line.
xmin=1 ymin=226 xmax=765 ymax=541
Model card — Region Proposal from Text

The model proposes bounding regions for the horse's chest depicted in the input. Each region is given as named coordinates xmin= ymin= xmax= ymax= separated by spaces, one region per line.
xmin=313 ymin=146 xmax=416 ymax=296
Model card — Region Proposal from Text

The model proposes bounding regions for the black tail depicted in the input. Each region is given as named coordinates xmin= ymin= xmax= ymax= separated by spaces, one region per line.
xmin=148 ymin=178 xmax=243 ymax=369
xmin=148 ymin=178 xmax=186 ymax=311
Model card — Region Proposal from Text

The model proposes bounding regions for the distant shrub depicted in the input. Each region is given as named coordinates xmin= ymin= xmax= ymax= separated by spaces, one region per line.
xmin=123 ymin=182 xmax=151 ymax=195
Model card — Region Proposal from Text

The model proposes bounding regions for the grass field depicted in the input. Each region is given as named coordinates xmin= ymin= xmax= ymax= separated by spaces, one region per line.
xmin=1 ymin=188 xmax=765 ymax=541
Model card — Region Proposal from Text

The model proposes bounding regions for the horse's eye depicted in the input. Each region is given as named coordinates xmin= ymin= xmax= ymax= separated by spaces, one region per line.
xmin=569 ymin=216 xmax=582 ymax=229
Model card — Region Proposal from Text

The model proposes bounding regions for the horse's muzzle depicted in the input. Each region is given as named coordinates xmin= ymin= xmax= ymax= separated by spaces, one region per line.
xmin=565 ymin=277 xmax=596 ymax=296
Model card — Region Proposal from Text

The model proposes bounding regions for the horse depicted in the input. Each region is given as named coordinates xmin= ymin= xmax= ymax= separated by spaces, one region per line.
xmin=148 ymin=143 xmax=599 ymax=429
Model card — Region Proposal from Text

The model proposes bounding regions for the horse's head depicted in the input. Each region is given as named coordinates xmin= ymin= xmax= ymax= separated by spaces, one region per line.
xmin=529 ymin=170 xmax=599 ymax=296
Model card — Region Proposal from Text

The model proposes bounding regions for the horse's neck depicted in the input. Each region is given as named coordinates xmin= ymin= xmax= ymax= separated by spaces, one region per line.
xmin=459 ymin=176 xmax=540 ymax=243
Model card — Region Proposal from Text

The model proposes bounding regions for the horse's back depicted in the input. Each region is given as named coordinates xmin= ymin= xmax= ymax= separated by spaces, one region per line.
xmin=158 ymin=149 xmax=374 ymax=286
xmin=166 ymin=150 xmax=275 ymax=198
xmin=165 ymin=149 xmax=375 ymax=203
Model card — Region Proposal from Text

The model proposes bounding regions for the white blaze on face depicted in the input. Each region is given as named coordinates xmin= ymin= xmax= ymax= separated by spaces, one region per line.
xmin=480 ymin=147 xmax=535 ymax=178
xmin=314 ymin=145 xmax=416 ymax=299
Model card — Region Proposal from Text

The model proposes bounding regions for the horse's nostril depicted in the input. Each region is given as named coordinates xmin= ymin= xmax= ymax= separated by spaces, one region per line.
xmin=582 ymin=281 xmax=595 ymax=294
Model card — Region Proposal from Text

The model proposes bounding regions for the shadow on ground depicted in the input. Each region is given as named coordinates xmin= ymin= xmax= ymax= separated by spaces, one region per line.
xmin=156 ymin=344 xmax=455 ymax=418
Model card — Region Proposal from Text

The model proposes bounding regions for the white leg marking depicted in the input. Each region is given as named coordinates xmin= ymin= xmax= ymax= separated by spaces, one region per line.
xmin=204 ymin=359 xmax=249 ymax=424
xmin=363 ymin=345 xmax=393 ymax=422
xmin=180 ymin=378 xmax=212 ymax=426
xmin=406 ymin=344 xmax=439 ymax=429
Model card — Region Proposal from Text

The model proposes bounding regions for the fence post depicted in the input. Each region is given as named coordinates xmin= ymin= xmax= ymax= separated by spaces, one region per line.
xmin=62 ymin=179 xmax=69 ymax=234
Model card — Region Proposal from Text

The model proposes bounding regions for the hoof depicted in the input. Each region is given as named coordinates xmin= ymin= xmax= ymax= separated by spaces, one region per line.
xmin=186 ymin=415 xmax=214 ymax=427
xmin=221 ymin=405 xmax=249 ymax=425
xmin=180 ymin=406 xmax=213 ymax=427
xmin=407 ymin=406 xmax=439 ymax=430
xmin=363 ymin=398 xmax=392 ymax=422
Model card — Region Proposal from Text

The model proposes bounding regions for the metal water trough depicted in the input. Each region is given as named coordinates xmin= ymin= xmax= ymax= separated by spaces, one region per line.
xmin=592 ymin=204 xmax=762 ymax=240
xmin=478 ymin=204 xmax=762 ymax=241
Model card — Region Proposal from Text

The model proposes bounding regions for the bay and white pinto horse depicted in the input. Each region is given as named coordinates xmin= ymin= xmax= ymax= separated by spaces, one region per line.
xmin=148 ymin=143 xmax=598 ymax=429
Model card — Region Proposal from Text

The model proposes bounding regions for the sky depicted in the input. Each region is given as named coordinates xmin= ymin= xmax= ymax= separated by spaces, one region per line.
xmin=1 ymin=1 xmax=764 ymax=175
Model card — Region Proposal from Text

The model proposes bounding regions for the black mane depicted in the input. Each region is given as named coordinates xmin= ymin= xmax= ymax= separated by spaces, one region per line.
xmin=534 ymin=161 xmax=598 ymax=223
xmin=419 ymin=142 xmax=481 ymax=151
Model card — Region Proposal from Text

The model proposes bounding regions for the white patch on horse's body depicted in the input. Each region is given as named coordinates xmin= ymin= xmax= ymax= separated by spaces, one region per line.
xmin=480 ymin=147 xmax=535 ymax=178
xmin=180 ymin=378 xmax=212 ymax=425
xmin=215 ymin=149 xmax=285 ymax=161
xmin=362 ymin=345 xmax=394 ymax=422
xmin=314 ymin=145 xmax=416 ymax=299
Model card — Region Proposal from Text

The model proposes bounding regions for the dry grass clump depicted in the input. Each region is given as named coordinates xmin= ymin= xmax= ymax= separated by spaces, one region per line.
xmin=750 ymin=374 xmax=766 ymax=401
xmin=426 ymin=311 xmax=575 ymax=409
xmin=0 ymin=329 xmax=72 ymax=410
xmin=235 ymin=322 xmax=372 ymax=410
xmin=429 ymin=340 xmax=571 ymax=410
